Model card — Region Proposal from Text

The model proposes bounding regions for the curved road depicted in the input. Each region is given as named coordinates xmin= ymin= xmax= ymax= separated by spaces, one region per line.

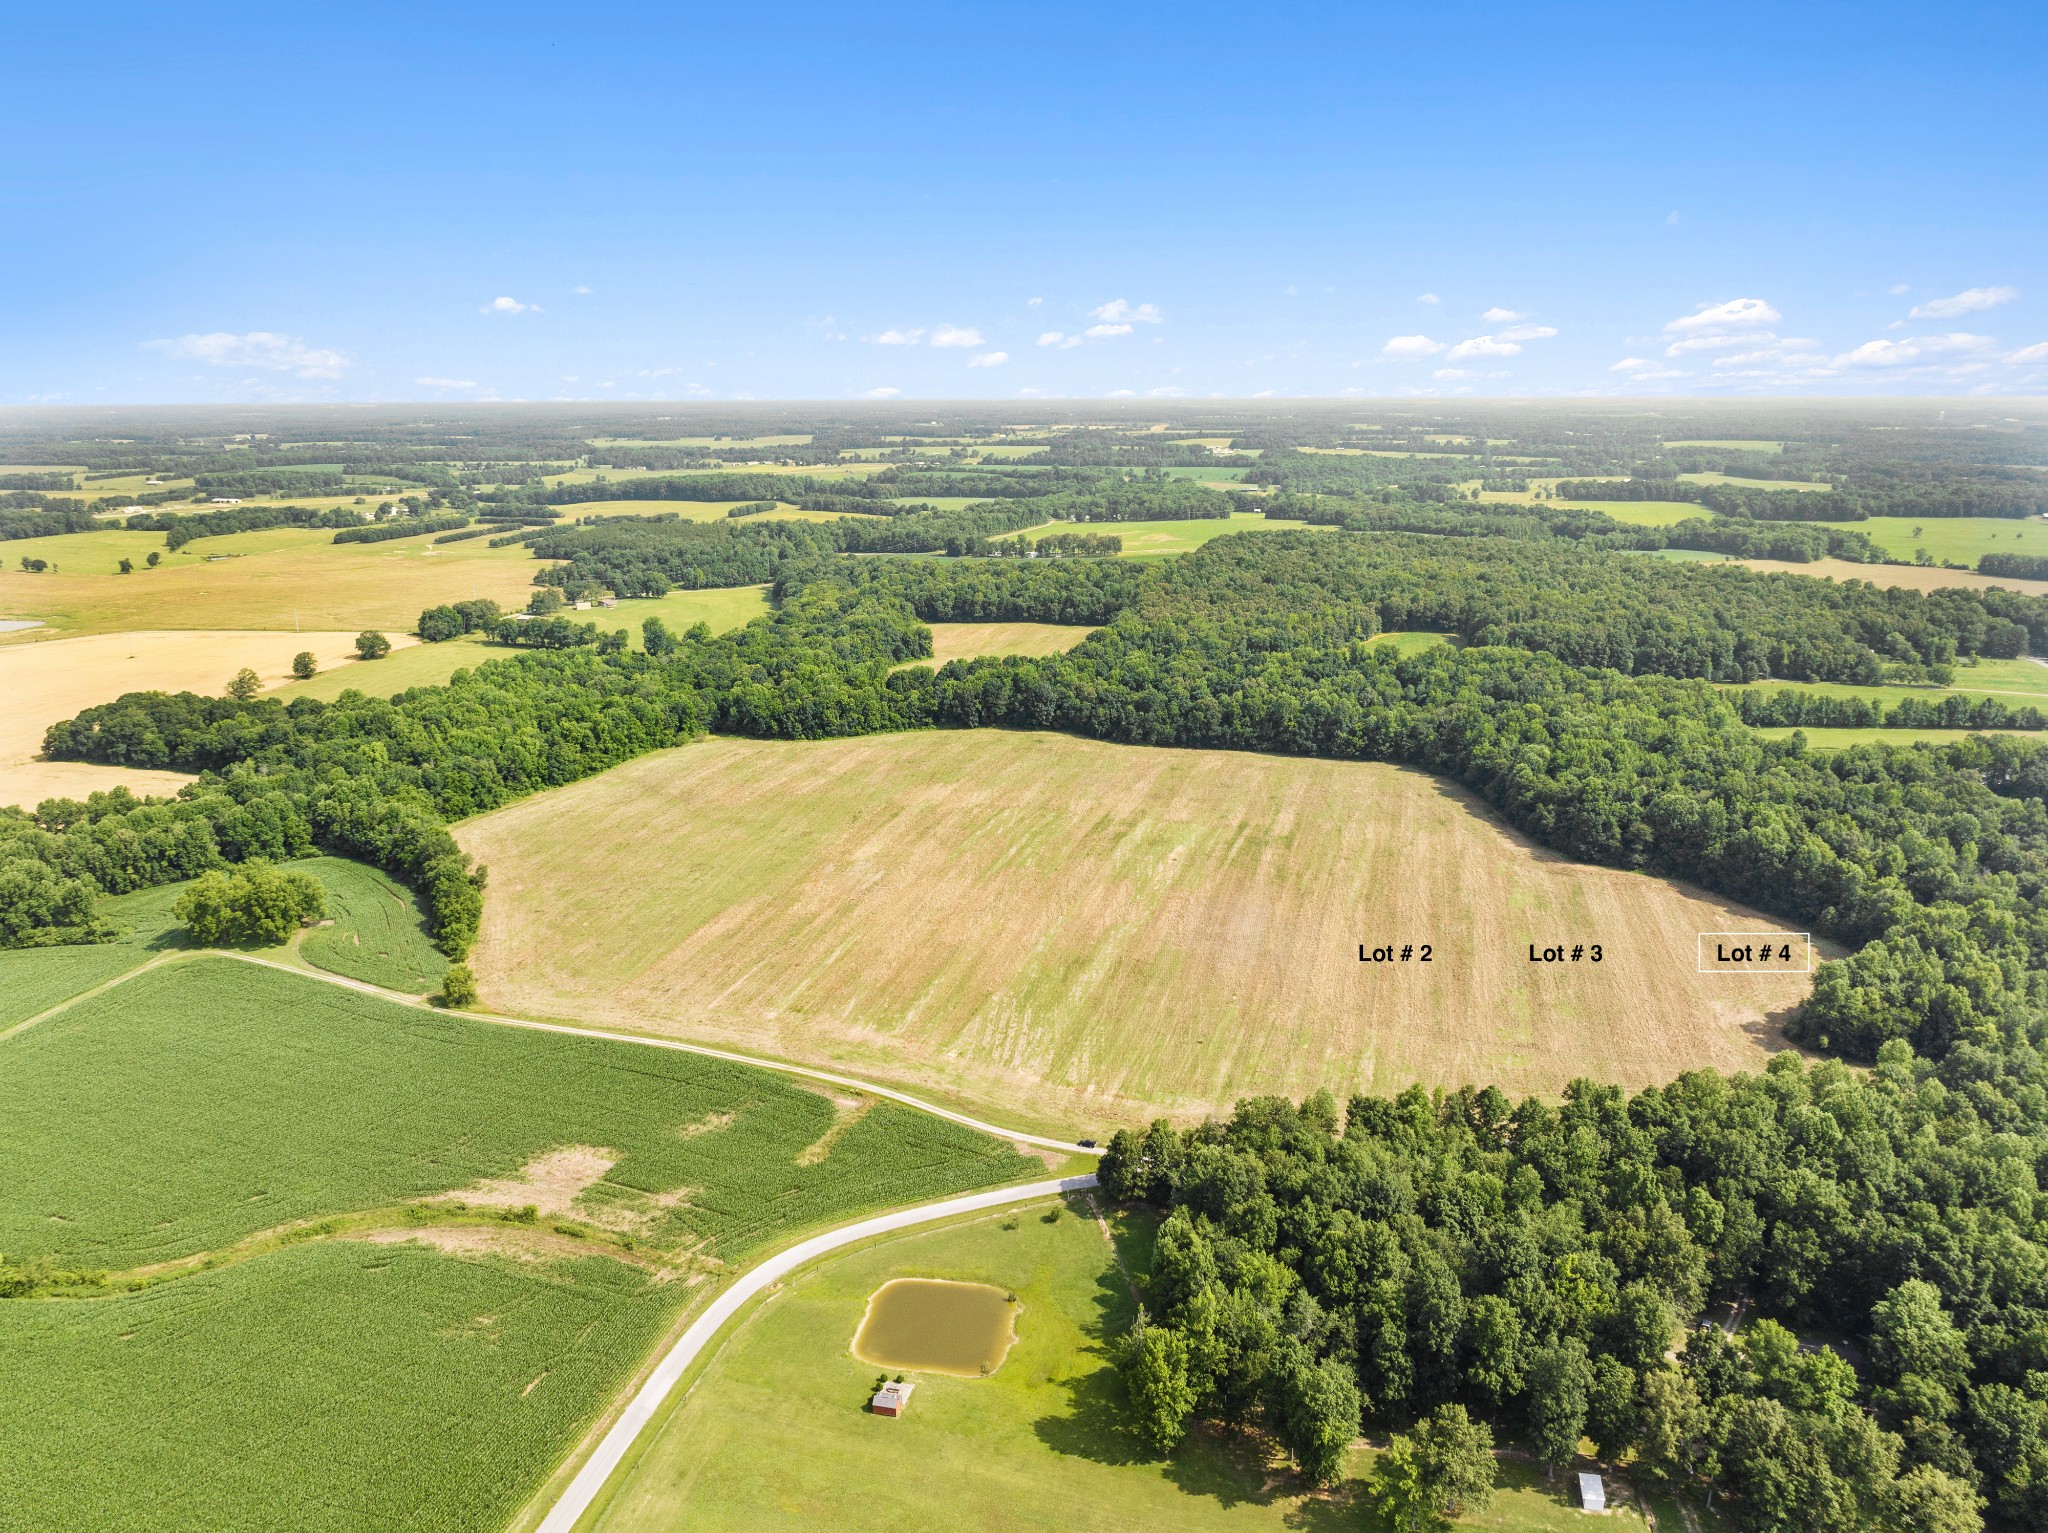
xmin=534 ymin=1172 xmax=1100 ymax=1533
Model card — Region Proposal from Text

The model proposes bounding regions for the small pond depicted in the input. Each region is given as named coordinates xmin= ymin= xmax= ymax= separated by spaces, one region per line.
xmin=851 ymin=1278 xmax=1019 ymax=1377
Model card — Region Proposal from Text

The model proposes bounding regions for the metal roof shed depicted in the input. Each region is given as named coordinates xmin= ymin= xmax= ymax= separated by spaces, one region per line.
xmin=1578 ymin=1472 xmax=1606 ymax=1512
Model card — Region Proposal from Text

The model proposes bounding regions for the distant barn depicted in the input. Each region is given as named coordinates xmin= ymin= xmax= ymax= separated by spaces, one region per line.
xmin=869 ymin=1380 xmax=915 ymax=1417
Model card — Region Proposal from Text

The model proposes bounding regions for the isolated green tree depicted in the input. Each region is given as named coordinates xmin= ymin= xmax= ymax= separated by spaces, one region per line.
xmin=145 ymin=549 xmax=160 ymax=567
xmin=1372 ymin=1404 xmax=1496 ymax=1531
xmin=174 ymin=862 xmax=325 ymax=946
xmin=226 ymin=667 xmax=261 ymax=700
xmin=355 ymin=630 xmax=391 ymax=660
xmin=291 ymin=651 xmax=317 ymax=679
xmin=642 ymin=615 xmax=678 ymax=655
xmin=437 ymin=963 xmax=479 ymax=1009
xmin=118 ymin=557 xmax=133 ymax=574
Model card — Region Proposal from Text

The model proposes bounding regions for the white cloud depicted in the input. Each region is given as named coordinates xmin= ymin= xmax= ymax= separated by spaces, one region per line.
xmin=1036 ymin=330 xmax=1082 ymax=349
xmin=1667 ymin=332 xmax=1774 ymax=356
xmin=2007 ymin=341 xmax=2048 ymax=363
xmin=1888 ymin=283 xmax=1910 ymax=296
xmin=415 ymin=376 xmax=477 ymax=389
xmin=1447 ymin=335 xmax=1522 ymax=360
xmin=1381 ymin=334 xmax=1444 ymax=358
xmin=481 ymin=296 xmax=537 ymax=315
xmin=1498 ymin=323 xmax=1558 ymax=342
xmin=1433 ymin=368 xmax=1474 ymax=380
xmin=863 ymin=386 xmax=901 ymax=398
xmin=1089 ymin=299 xmax=1162 ymax=325
xmin=1106 ymin=388 xmax=1136 ymax=397
xmin=1665 ymin=298 xmax=1780 ymax=335
xmin=572 ymin=285 xmax=593 ymax=295
xmin=1836 ymin=333 xmax=1999 ymax=368
xmin=145 ymin=331 xmax=352 ymax=378
xmin=1416 ymin=292 xmax=1440 ymax=304
xmin=1085 ymin=322 xmax=1134 ymax=338
xmin=966 ymin=351 xmax=1009 ymax=368
xmin=1481 ymin=307 xmax=1525 ymax=323
xmin=1027 ymin=296 xmax=1044 ymax=307
xmin=930 ymin=324 xmax=984 ymax=348
xmin=1148 ymin=385 xmax=1188 ymax=397
xmin=870 ymin=327 xmax=925 ymax=345
xmin=1610 ymin=357 xmax=1688 ymax=380
xmin=1910 ymin=286 xmax=2017 ymax=319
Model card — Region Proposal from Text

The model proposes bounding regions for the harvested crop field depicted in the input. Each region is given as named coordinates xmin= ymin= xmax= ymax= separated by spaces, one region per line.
xmin=0 ymin=530 xmax=541 ymax=636
xmin=459 ymin=732 xmax=1819 ymax=1131
xmin=1733 ymin=557 xmax=2048 ymax=597
xmin=0 ymin=628 xmax=406 ymax=808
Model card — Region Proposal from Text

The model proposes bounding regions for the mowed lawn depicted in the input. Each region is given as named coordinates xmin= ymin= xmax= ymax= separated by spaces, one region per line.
xmin=0 ymin=957 xmax=1037 ymax=1532
xmin=457 ymin=732 xmax=1817 ymax=1132
xmin=582 ymin=1197 xmax=1655 ymax=1533
xmin=0 ymin=627 xmax=399 ymax=809
xmin=0 ymin=526 xmax=545 ymax=636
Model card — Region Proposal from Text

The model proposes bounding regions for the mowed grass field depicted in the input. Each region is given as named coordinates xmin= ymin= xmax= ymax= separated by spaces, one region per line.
xmin=1811 ymin=515 xmax=2048 ymax=566
xmin=583 ymin=1196 xmax=1660 ymax=1533
xmin=921 ymin=622 xmax=1099 ymax=666
xmin=0 ymin=526 xmax=544 ymax=636
xmin=457 ymin=732 xmax=1817 ymax=1132
xmin=0 ymin=628 xmax=399 ymax=808
xmin=0 ymin=957 xmax=1037 ymax=1532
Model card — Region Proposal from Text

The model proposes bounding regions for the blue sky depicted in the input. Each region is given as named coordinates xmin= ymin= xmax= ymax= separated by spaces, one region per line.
xmin=5 ymin=1 xmax=2043 ymax=404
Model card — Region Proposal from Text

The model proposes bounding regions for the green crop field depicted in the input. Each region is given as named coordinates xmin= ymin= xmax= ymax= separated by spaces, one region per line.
xmin=0 ymin=957 xmax=1038 ymax=1531
xmin=297 ymin=856 xmax=449 ymax=993
xmin=583 ymin=1195 xmax=1664 ymax=1533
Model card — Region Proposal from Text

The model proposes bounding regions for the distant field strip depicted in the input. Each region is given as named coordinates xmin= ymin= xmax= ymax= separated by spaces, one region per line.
xmin=458 ymin=732 xmax=1817 ymax=1129
xmin=921 ymin=622 xmax=1098 ymax=666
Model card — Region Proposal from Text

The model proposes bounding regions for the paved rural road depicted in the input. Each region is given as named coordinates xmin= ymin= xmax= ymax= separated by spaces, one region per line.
xmin=534 ymin=1172 xmax=1100 ymax=1533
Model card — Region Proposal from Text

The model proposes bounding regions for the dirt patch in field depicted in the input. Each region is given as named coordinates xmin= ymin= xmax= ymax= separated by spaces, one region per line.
xmin=359 ymin=1223 xmax=666 ymax=1270
xmin=443 ymin=1145 xmax=618 ymax=1219
xmin=459 ymin=733 xmax=1827 ymax=1129
xmin=795 ymin=1096 xmax=877 ymax=1166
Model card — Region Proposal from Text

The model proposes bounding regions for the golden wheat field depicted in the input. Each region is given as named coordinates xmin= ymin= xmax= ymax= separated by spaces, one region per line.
xmin=457 ymin=731 xmax=1819 ymax=1133
xmin=0 ymin=629 xmax=406 ymax=808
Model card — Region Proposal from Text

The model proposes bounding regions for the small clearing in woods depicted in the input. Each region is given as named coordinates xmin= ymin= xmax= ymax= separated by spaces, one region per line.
xmin=459 ymin=730 xmax=1822 ymax=1131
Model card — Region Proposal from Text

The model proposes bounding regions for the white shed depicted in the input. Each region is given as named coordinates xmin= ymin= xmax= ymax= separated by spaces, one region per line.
xmin=1578 ymin=1471 xmax=1606 ymax=1512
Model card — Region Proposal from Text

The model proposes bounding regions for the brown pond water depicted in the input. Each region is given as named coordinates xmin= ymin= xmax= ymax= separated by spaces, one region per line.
xmin=850 ymin=1278 xmax=1019 ymax=1377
